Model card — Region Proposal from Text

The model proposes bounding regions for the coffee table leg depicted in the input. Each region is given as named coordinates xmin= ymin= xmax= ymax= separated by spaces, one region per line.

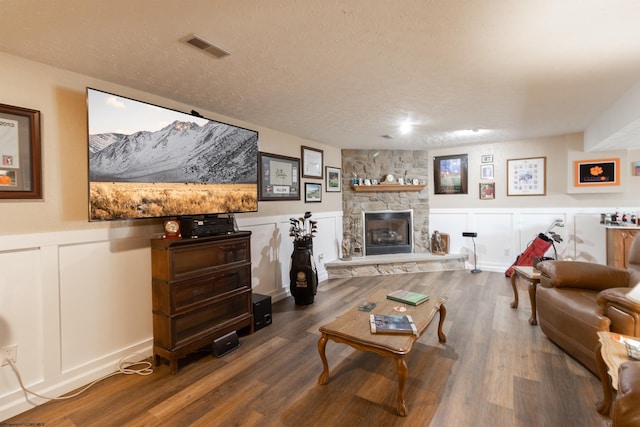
xmin=437 ymin=304 xmax=447 ymax=343
xmin=395 ymin=356 xmax=408 ymax=416
xmin=317 ymin=333 xmax=330 ymax=385
xmin=510 ymin=272 xmax=519 ymax=308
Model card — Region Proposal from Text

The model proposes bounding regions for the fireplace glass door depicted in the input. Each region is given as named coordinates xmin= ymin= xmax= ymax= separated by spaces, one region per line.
xmin=364 ymin=211 xmax=412 ymax=255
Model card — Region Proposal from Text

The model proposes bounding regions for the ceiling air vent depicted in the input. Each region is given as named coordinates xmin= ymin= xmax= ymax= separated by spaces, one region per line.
xmin=181 ymin=33 xmax=231 ymax=59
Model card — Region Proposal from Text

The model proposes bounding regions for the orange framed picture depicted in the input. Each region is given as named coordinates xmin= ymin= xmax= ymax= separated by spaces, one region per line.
xmin=573 ymin=158 xmax=620 ymax=187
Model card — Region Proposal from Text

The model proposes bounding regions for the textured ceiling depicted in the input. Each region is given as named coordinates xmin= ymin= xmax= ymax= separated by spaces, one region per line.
xmin=2 ymin=0 xmax=640 ymax=150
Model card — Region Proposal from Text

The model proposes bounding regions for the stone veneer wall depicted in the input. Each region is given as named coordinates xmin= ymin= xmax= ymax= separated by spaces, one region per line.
xmin=341 ymin=150 xmax=430 ymax=253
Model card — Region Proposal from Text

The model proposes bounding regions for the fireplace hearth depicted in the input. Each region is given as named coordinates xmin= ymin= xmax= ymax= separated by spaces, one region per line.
xmin=363 ymin=210 xmax=413 ymax=255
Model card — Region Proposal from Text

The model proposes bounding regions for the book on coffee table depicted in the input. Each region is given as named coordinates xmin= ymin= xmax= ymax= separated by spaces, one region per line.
xmin=370 ymin=314 xmax=418 ymax=335
xmin=386 ymin=289 xmax=429 ymax=306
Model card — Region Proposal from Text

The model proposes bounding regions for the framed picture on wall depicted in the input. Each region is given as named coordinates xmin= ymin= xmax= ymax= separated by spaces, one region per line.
xmin=479 ymin=182 xmax=495 ymax=200
xmin=301 ymin=146 xmax=323 ymax=179
xmin=573 ymin=158 xmax=620 ymax=187
xmin=325 ymin=166 xmax=341 ymax=192
xmin=305 ymin=182 xmax=322 ymax=202
xmin=258 ymin=152 xmax=300 ymax=201
xmin=433 ymin=154 xmax=468 ymax=194
xmin=507 ymin=157 xmax=546 ymax=196
xmin=0 ymin=103 xmax=42 ymax=199
xmin=481 ymin=164 xmax=494 ymax=180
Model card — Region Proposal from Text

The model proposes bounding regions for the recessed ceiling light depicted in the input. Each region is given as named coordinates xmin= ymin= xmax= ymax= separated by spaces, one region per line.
xmin=399 ymin=120 xmax=412 ymax=135
xmin=181 ymin=33 xmax=231 ymax=59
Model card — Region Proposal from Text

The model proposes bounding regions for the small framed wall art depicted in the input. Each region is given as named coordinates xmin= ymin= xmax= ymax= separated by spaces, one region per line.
xmin=507 ymin=156 xmax=546 ymax=196
xmin=0 ymin=103 xmax=42 ymax=199
xmin=481 ymin=154 xmax=493 ymax=163
xmin=325 ymin=166 xmax=341 ymax=192
xmin=479 ymin=182 xmax=495 ymax=200
xmin=305 ymin=182 xmax=322 ymax=202
xmin=481 ymin=164 xmax=494 ymax=180
xmin=301 ymin=146 xmax=323 ymax=179
xmin=258 ymin=152 xmax=300 ymax=201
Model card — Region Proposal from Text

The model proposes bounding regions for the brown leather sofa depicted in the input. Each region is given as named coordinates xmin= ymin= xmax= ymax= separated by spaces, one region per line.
xmin=536 ymin=236 xmax=640 ymax=375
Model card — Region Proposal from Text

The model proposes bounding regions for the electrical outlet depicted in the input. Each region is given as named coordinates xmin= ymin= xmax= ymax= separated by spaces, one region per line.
xmin=1 ymin=344 xmax=17 ymax=366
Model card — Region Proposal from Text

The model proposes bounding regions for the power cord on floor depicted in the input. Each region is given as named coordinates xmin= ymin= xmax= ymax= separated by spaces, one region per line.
xmin=8 ymin=352 xmax=153 ymax=401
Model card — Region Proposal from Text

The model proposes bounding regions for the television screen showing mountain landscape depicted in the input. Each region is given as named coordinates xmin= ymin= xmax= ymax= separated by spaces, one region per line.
xmin=87 ymin=88 xmax=258 ymax=221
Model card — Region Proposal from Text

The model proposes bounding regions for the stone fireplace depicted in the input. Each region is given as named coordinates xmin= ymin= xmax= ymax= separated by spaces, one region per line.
xmin=341 ymin=149 xmax=430 ymax=254
xmin=363 ymin=210 xmax=413 ymax=255
xmin=327 ymin=149 xmax=466 ymax=277
xmin=325 ymin=150 xmax=466 ymax=278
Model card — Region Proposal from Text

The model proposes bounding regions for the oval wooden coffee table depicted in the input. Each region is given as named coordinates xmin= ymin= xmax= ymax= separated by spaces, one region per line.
xmin=317 ymin=288 xmax=447 ymax=416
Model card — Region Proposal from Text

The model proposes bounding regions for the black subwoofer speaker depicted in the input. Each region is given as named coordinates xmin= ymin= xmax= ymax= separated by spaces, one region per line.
xmin=252 ymin=293 xmax=272 ymax=331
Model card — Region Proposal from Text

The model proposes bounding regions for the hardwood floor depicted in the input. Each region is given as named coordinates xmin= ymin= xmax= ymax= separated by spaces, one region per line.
xmin=5 ymin=270 xmax=608 ymax=426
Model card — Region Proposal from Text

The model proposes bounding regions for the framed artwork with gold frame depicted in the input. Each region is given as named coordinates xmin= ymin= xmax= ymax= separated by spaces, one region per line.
xmin=507 ymin=157 xmax=546 ymax=196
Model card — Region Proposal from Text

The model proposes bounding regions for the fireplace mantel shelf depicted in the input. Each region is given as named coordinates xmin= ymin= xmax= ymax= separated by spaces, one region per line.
xmin=351 ymin=184 xmax=425 ymax=192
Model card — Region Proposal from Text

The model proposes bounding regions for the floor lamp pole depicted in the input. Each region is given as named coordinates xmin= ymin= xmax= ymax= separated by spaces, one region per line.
xmin=463 ymin=232 xmax=481 ymax=274
xmin=471 ymin=236 xmax=481 ymax=274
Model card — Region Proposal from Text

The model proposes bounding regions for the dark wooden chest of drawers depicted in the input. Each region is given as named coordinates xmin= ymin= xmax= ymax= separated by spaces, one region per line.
xmin=151 ymin=231 xmax=253 ymax=373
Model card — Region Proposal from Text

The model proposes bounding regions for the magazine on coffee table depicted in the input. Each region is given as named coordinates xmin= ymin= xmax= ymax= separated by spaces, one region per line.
xmin=370 ymin=314 xmax=418 ymax=335
xmin=386 ymin=289 xmax=429 ymax=306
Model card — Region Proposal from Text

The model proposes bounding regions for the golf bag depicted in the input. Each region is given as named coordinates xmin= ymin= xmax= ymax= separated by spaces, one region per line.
xmin=505 ymin=233 xmax=553 ymax=277
xmin=289 ymin=240 xmax=318 ymax=305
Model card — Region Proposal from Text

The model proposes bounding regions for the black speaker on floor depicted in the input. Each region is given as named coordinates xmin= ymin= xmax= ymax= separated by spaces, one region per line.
xmin=252 ymin=293 xmax=272 ymax=331
xmin=213 ymin=331 xmax=239 ymax=357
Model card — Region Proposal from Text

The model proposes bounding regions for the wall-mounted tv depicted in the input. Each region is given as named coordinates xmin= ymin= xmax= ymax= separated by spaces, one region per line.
xmin=87 ymin=88 xmax=259 ymax=221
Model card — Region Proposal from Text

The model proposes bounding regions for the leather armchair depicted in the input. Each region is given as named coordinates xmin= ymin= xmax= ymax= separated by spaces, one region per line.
xmin=536 ymin=236 xmax=640 ymax=375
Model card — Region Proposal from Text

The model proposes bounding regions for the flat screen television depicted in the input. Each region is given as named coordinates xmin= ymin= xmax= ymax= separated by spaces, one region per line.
xmin=87 ymin=88 xmax=259 ymax=221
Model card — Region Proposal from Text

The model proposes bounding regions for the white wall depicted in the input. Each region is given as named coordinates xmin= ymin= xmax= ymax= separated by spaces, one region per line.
xmin=428 ymin=133 xmax=640 ymax=209
xmin=427 ymin=133 xmax=640 ymax=271
xmin=0 ymin=52 xmax=343 ymax=420
xmin=430 ymin=207 xmax=611 ymax=273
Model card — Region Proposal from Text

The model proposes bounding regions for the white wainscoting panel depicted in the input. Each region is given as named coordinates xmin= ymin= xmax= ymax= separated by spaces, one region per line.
xmin=0 ymin=211 xmax=343 ymax=420
xmin=58 ymin=238 xmax=152 ymax=372
xmin=241 ymin=221 xmax=284 ymax=298
xmin=0 ymin=248 xmax=45 ymax=394
xmin=430 ymin=207 xmax=618 ymax=272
